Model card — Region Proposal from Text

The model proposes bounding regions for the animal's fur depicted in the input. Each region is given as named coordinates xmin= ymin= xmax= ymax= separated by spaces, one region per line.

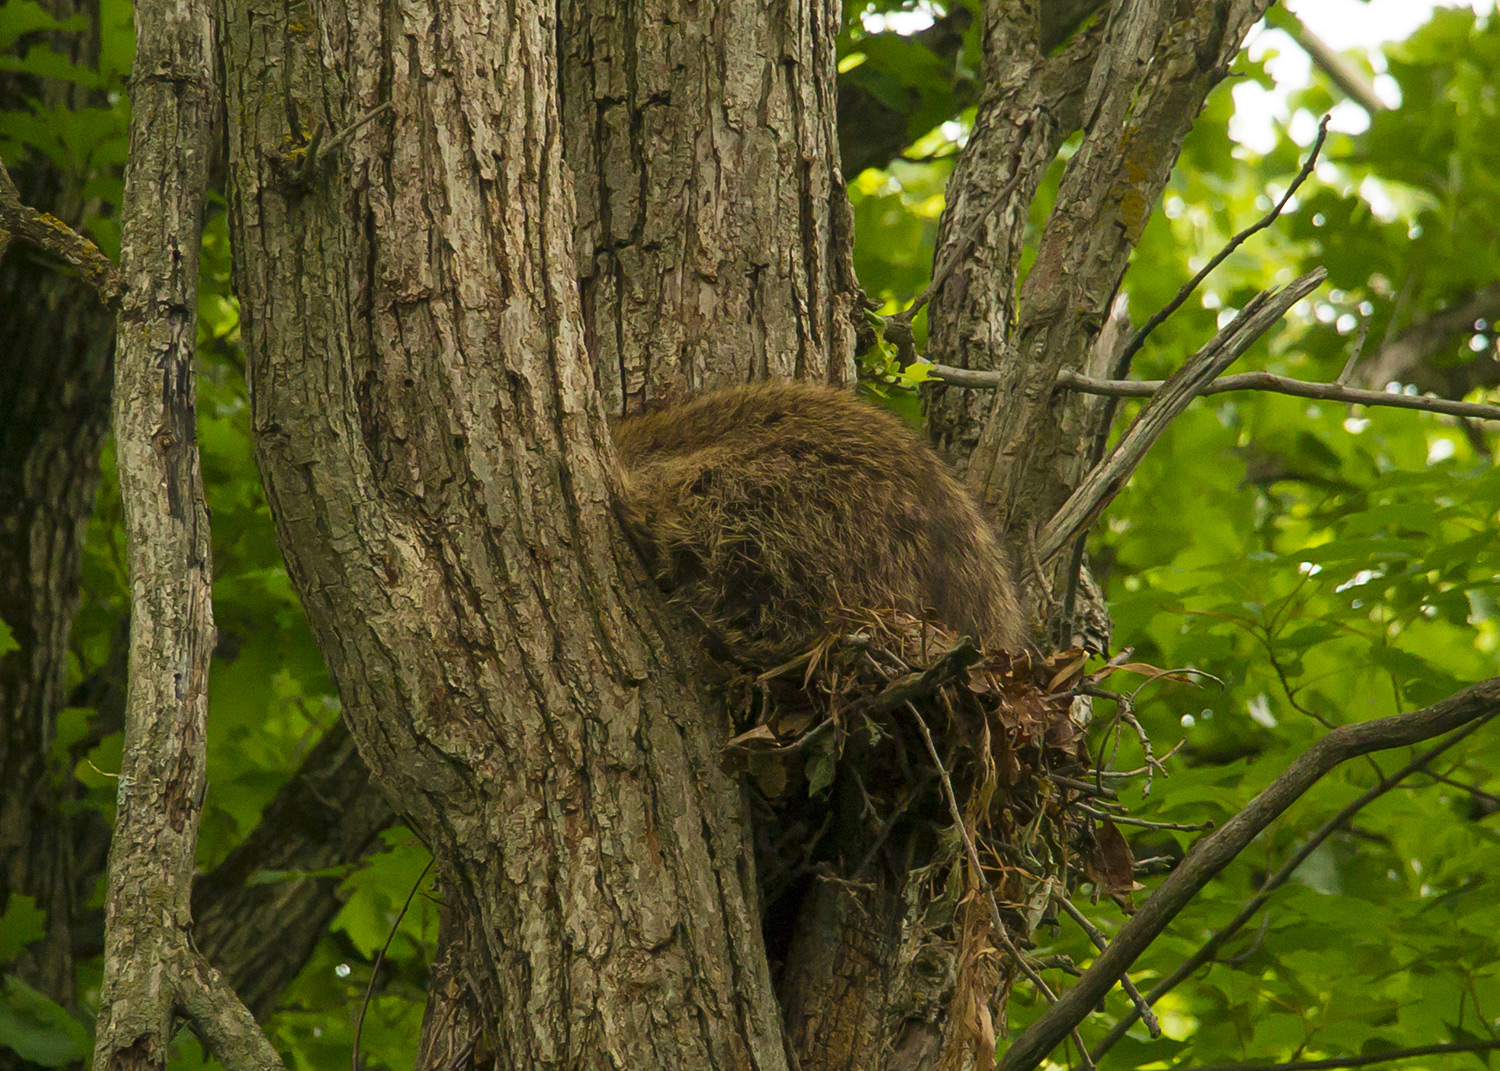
xmin=613 ymin=382 xmax=1026 ymax=660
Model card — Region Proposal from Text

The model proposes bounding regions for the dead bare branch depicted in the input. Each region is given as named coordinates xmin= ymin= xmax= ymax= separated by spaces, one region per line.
xmin=1047 ymin=369 xmax=1500 ymax=422
xmin=995 ymin=674 xmax=1500 ymax=1071
xmin=1114 ymin=116 xmax=1330 ymax=380
xmin=0 ymin=154 xmax=123 ymax=307
xmin=1036 ymin=269 xmax=1326 ymax=563
xmin=1088 ymin=707 xmax=1499 ymax=1062
xmin=1054 ymin=897 xmax=1160 ymax=1039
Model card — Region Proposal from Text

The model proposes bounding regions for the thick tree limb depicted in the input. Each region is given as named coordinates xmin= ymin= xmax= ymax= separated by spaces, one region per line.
xmin=946 ymin=0 xmax=1272 ymax=533
xmin=921 ymin=8 xmax=1102 ymax=475
xmin=1089 ymin=708 xmax=1498 ymax=1062
xmin=1036 ymin=269 xmax=1325 ymax=563
xmin=994 ymin=675 xmax=1500 ymax=1071
xmin=91 ymin=0 xmax=278 ymax=1062
xmin=0 ymin=154 xmax=122 ymax=306
xmin=218 ymin=0 xmax=790 ymax=1061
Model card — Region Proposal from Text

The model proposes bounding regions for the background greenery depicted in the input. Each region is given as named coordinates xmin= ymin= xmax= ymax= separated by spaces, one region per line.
xmin=2 ymin=1 xmax=1497 ymax=1068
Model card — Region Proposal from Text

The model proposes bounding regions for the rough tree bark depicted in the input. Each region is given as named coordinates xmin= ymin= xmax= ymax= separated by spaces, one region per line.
xmin=217 ymin=0 xmax=787 ymax=1066
xmin=90 ymin=0 xmax=279 ymax=1062
xmin=561 ymin=0 xmax=858 ymax=411
xmin=928 ymin=0 xmax=1270 ymax=609
xmin=0 ymin=0 xmax=118 ymax=1023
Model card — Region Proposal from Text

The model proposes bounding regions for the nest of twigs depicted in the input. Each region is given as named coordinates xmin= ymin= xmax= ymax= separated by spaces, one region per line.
xmin=719 ymin=609 xmax=1167 ymax=1068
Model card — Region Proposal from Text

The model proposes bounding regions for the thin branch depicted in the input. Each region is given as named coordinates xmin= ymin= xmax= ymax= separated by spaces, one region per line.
xmin=1052 ymin=369 xmax=1500 ymax=422
xmin=1035 ymin=269 xmax=1326 ymax=563
xmin=1088 ymin=707 xmax=1499 ymax=1062
xmin=1054 ymin=897 xmax=1161 ymax=1039
xmin=905 ymin=701 xmax=1057 ymax=1003
xmin=353 ymin=857 xmax=434 ymax=1071
xmin=0 ymin=154 xmax=123 ymax=307
xmin=1074 ymin=808 xmax=1214 ymax=833
xmin=1267 ymin=8 xmax=1388 ymax=117
xmin=995 ymin=674 xmax=1500 ymax=1071
xmin=179 ymin=948 xmax=291 ymax=1071
xmin=1113 ymin=116 xmax=1329 ymax=380
xmin=1172 ymin=1038 xmax=1500 ymax=1071
xmin=905 ymin=701 xmax=1095 ymax=1069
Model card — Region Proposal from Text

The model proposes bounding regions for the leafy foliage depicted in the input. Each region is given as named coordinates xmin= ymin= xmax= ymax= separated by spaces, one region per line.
xmin=848 ymin=6 xmax=1500 ymax=1070
xmin=3 ymin=2 xmax=1498 ymax=1070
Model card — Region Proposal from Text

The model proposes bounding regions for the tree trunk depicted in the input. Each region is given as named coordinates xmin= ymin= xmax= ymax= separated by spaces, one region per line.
xmin=559 ymin=3 xmax=895 ymax=1067
xmin=217 ymin=0 xmax=786 ymax=1066
xmin=0 ymin=0 xmax=117 ymax=1018
xmin=560 ymin=0 xmax=857 ymax=411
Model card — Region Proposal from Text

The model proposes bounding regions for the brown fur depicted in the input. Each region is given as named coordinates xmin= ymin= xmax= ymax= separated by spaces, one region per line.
xmin=613 ymin=382 xmax=1026 ymax=660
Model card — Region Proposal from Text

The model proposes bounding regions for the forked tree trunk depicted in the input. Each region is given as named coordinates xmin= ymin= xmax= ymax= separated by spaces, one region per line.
xmin=217 ymin=0 xmax=794 ymax=1065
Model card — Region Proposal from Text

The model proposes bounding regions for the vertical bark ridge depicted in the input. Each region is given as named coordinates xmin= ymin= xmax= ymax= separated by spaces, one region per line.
xmin=560 ymin=0 xmax=857 ymax=412
xmin=218 ymin=0 xmax=786 ymax=1065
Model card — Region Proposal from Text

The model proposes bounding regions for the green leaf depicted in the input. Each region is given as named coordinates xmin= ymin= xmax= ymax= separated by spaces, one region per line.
xmin=0 ymin=977 xmax=91 ymax=1067
xmin=0 ymin=894 xmax=47 ymax=963
xmin=0 ymin=0 xmax=87 ymax=50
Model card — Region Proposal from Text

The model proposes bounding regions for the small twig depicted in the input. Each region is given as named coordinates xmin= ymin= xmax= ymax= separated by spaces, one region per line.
xmin=1075 ymin=807 xmax=1214 ymax=833
xmin=1081 ymin=684 xmax=1164 ymax=795
xmin=892 ymin=167 xmax=1027 ymax=330
xmin=296 ymin=123 xmax=326 ymax=185
xmin=325 ymin=101 xmax=394 ymax=154
xmin=863 ymin=639 xmax=983 ymax=716
xmin=353 ymin=857 xmax=434 ymax=1071
xmin=1097 ymin=740 xmax=1185 ymax=779
xmin=997 ymin=675 xmax=1500 ymax=1071
xmin=904 ymin=701 xmax=1094 ymax=1068
xmin=1218 ymin=910 xmax=1271 ymax=966
xmin=1170 ymin=1039 xmax=1500 ymax=1071
xmin=296 ymin=101 xmax=392 ymax=184
xmin=0 ymin=154 xmax=123 ymax=307
xmin=1051 ymin=369 xmax=1500 ymax=423
xmin=1113 ymin=115 xmax=1330 ymax=380
xmin=1334 ymin=315 xmax=1373 ymax=386
xmin=1052 ymin=774 xmax=1118 ymax=800
xmin=1418 ymin=769 xmax=1500 ymax=810
xmin=1088 ymin=706 xmax=1500 ymax=1062
xmin=1054 ymin=897 xmax=1160 ymax=1039
xmin=1035 ymin=269 xmax=1326 ymax=563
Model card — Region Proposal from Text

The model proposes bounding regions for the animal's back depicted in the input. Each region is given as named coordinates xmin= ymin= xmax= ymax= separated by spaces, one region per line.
xmin=613 ymin=382 xmax=1026 ymax=659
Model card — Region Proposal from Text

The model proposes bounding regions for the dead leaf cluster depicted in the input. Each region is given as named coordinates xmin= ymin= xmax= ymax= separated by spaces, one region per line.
xmin=718 ymin=609 xmax=1167 ymax=1066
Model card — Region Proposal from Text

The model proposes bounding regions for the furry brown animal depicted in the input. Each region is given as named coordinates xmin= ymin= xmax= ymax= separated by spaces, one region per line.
xmin=613 ymin=382 xmax=1026 ymax=660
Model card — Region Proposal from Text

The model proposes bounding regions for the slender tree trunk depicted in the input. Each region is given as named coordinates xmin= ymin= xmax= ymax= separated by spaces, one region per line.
xmin=930 ymin=2 xmax=1269 ymax=549
xmin=217 ymin=0 xmax=786 ymax=1065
